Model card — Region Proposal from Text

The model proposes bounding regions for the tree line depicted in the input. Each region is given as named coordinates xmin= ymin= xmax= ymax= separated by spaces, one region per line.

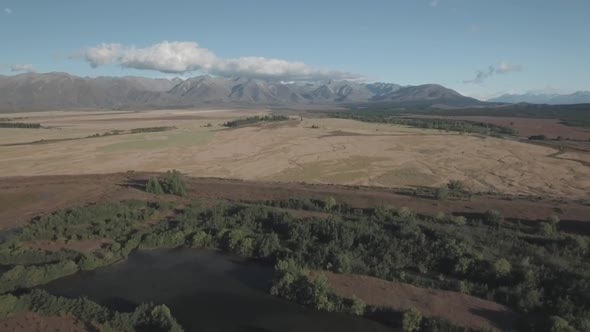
xmin=222 ymin=115 xmax=290 ymax=128
xmin=0 ymin=122 xmax=42 ymax=129
xmin=327 ymin=112 xmax=518 ymax=136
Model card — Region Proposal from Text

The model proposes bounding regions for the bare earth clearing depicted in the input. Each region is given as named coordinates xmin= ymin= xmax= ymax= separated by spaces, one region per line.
xmin=0 ymin=110 xmax=589 ymax=198
xmin=0 ymin=312 xmax=90 ymax=332
xmin=318 ymin=271 xmax=517 ymax=331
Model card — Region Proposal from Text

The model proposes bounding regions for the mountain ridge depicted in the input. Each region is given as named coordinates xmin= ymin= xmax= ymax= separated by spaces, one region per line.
xmin=488 ymin=91 xmax=590 ymax=105
xmin=0 ymin=72 xmax=481 ymax=112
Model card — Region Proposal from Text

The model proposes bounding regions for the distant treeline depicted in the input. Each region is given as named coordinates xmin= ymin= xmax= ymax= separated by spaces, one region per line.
xmin=0 ymin=122 xmax=41 ymax=129
xmin=328 ymin=112 xmax=517 ymax=136
xmin=86 ymin=126 xmax=176 ymax=138
xmin=223 ymin=115 xmax=290 ymax=128
xmin=355 ymin=103 xmax=590 ymax=128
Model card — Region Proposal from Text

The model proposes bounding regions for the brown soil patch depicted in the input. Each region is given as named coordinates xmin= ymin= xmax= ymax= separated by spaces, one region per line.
xmin=25 ymin=239 xmax=110 ymax=252
xmin=0 ymin=312 xmax=90 ymax=332
xmin=409 ymin=115 xmax=590 ymax=140
xmin=320 ymin=272 xmax=517 ymax=331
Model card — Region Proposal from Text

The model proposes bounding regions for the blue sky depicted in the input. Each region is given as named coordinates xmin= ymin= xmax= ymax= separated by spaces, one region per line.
xmin=1 ymin=0 xmax=589 ymax=99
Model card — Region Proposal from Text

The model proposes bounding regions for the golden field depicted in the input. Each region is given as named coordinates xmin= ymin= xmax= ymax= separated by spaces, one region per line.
xmin=1 ymin=109 xmax=588 ymax=198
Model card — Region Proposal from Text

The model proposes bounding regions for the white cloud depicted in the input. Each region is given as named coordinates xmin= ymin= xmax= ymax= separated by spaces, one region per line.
xmin=80 ymin=41 xmax=363 ymax=81
xmin=10 ymin=64 xmax=36 ymax=73
xmin=4 ymin=8 xmax=12 ymax=14
xmin=496 ymin=61 xmax=522 ymax=74
xmin=463 ymin=62 xmax=522 ymax=84
xmin=430 ymin=0 xmax=439 ymax=7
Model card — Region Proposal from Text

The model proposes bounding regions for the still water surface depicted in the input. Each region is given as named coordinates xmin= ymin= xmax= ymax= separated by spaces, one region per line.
xmin=43 ymin=248 xmax=392 ymax=332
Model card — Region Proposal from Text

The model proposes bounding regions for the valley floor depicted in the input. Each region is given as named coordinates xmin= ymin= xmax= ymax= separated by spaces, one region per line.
xmin=0 ymin=109 xmax=589 ymax=199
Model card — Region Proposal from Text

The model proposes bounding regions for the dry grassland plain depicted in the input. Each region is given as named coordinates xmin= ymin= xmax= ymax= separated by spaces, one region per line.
xmin=0 ymin=109 xmax=588 ymax=198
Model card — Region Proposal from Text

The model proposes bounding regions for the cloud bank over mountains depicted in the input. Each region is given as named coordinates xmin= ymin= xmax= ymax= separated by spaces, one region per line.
xmin=464 ymin=61 xmax=522 ymax=84
xmin=81 ymin=41 xmax=363 ymax=82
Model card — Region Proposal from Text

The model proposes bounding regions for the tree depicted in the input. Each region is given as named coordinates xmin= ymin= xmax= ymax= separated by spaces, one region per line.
xmin=493 ymin=258 xmax=512 ymax=278
xmin=348 ymin=296 xmax=366 ymax=316
xmin=484 ymin=209 xmax=504 ymax=227
xmin=447 ymin=180 xmax=466 ymax=192
xmin=549 ymin=316 xmax=574 ymax=332
xmin=324 ymin=197 xmax=337 ymax=211
xmin=254 ymin=233 xmax=281 ymax=258
xmin=435 ymin=186 xmax=449 ymax=200
xmin=146 ymin=177 xmax=164 ymax=195
xmin=160 ymin=170 xmax=186 ymax=196
xmin=402 ymin=308 xmax=423 ymax=332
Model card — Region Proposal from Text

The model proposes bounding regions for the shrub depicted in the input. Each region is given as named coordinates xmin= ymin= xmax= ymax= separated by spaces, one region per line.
xmin=435 ymin=186 xmax=449 ymax=200
xmin=484 ymin=209 xmax=504 ymax=227
xmin=402 ymin=308 xmax=423 ymax=332
xmin=161 ymin=170 xmax=187 ymax=196
xmin=493 ymin=258 xmax=512 ymax=278
xmin=146 ymin=176 xmax=164 ymax=195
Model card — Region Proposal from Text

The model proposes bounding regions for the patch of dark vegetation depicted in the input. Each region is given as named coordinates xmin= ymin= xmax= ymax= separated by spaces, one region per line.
xmin=528 ymin=135 xmax=547 ymax=140
xmin=363 ymin=103 xmax=590 ymax=129
xmin=223 ymin=115 xmax=290 ymax=128
xmin=327 ymin=111 xmax=517 ymax=136
xmin=0 ymin=290 xmax=183 ymax=332
xmin=0 ymin=192 xmax=588 ymax=331
xmin=0 ymin=122 xmax=42 ymax=129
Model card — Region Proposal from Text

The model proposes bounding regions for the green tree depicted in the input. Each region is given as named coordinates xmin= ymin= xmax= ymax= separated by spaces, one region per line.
xmin=254 ymin=233 xmax=281 ymax=258
xmin=348 ymin=296 xmax=366 ymax=316
xmin=146 ymin=177 xmax=164 ymax=195
xmin=493 ymin=258 xmax=512 ymax=278
xmin=161 ymin=170 xmax=186 ymax=196
xmin=402 ymin=308 xmax=423 ymax=332
xmin=549 ymin=316 xmax=574 ymax=332
xmin=484 ymin=209 xmax=504 ymax=227
xmin=435 ymin=186 xmax=449 ymax=200
xmin=447 ymin=180 xmax=466 ymax=192
xmin=324 ymin=197 xmax=337 ymax=211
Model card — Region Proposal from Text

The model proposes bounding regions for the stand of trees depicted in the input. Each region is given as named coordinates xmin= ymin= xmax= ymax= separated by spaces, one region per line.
xmin=0 ymin=122 xmax=42 ymax=129
xmin=0 ymin=196 xmax=588 ymax=331
xmin=0 ymin=290 xmax=183 ymax=332
xmin=146 ymin=170 xmax=186 ymax=196
xmin=222 ymin=115 xmax=290 ymax=128
xmin=328 ymin=112 xmax=517 ymax=136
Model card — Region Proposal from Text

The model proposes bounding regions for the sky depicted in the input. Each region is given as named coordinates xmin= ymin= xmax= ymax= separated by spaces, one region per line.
xmin=1 ymin=0 xmax=589 ymax=100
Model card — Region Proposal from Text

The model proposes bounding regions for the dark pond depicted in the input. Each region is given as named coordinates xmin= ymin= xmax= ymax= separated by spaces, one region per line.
xmin=42 ymin=248 xmax=392 ymax=332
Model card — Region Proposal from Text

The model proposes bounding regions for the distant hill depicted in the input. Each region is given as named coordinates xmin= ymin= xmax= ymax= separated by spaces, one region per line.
xmin=0 ymin=72 xmax=482 ymax=112
xmin=488 ymin=91 xmax=590 ymax=105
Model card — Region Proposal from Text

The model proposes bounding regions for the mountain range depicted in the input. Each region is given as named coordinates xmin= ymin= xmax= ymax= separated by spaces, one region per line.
xmin=0 ymin=72 xmax=482 ymax=112
xmin=487 ymin=91 xmax=590 ymax=105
